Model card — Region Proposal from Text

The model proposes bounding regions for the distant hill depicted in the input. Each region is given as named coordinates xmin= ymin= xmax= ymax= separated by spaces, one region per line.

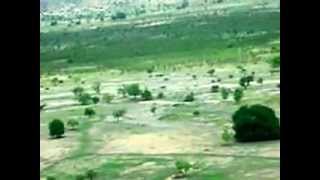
xmin=40 ymin=0 xmax=238 ymax=11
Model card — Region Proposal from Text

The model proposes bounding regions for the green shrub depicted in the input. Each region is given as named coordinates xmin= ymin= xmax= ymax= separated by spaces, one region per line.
xmin=50 ymin=21 xmax=57 ymax=26
xmin=175 ymin=160 xmax=192 ymax=175
xmin=84 ymin=108 xmax=96 ymax=117
xmin=247 ymin=75 xmax=254 ymax=82
xmin=85 ymin=170 xmax=98 ymax=180
xmin=157 ymin=92 xmax=164 ymax=99
xmin=141 ymin=89 xmax=153 ymax=101
xmin=257 ymin=77 xmax=264 ymax=84
xmin=221 ymin=123 xmax=235 ymax=145
xmin=72 ymin=87 xmax=84 ymax=97
xmin=237 ymin=65 xmax=247 ymax=74
xmin=229 ymin=74 xmax=234 ymax=79
xmin=102 ymin=93 xmax=114 ymax=103
xmin=75 ymin=175 xmax=86 ymax=180
xmin=113 ymin=109 xmax=126 ymax=122
xmin=233 ymin=88 xmax=244 ymax=103
xmin=232 ymin=104 xmax=280 ymax=142
xmin=46 ymin=176 xmax=56 ymax=180
xmin=193 ymin=111 xmax=200 ymax=116
xmin=124 ymin=84 xmax=142 ymax=99
xmin=111 ymin=12 xmax=127 ymax=20
xmin=270 ymin=56 xmax=280 ymax=68
xmin=147 ymin=68 xmax=154 ymax=74
xmin=192 ymin=75 xmax=197 ymax=80
xmin=211 ymin=85 xmax=219 ymax=93
xmin=49 ymin=119 xmax=65 ymax=138
xmin=220 ymin=88 xmax=230 ymax=100
xmin=207 ymin=69 xmax=215 ymax=76
xmin=67 ymin=119 xmax=79 ymax=130
xmin=239 ymin=76 xmax=253 ymax=89
xmin=177 ymin=0 xmax=189 ymax=9
xmin=40 ymin=103 xmax=46 ymax=111
xmin=92 ymin=82 xmax=101 ymax=94
xmin=117 ymin=86 xmax=127 ymax=97
xmin=151 ymin=106 xmax=157 ymax=114
xmin=92 ymin=96 xmax=100 ymax=104
xmin=78 ymin=93 xmax=93 ymax=105
xmin=184 ymin=92 xmax=195 ymax=102
xmin=51 ymin=77 xmax=59 ymax=86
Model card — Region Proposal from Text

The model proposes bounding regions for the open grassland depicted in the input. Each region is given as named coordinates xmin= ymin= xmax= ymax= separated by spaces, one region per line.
xmin=41 ymin=1 xmax=280 ymax=179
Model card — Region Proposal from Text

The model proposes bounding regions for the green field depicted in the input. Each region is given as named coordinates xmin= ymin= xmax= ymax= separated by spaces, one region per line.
xmin=40 ymin=1 xmax=280 ymax=179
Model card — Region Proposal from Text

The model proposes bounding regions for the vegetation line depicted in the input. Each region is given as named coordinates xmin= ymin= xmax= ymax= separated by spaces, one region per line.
xmin=42 ymin=152 xmax=279 ymax=172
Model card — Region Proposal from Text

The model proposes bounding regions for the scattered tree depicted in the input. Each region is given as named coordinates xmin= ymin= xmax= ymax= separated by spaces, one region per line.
xmin=157 ymin=92 xmax=164 ymax=99
xmin=84 ymin=108 xmax=96 ymax=117
xmin=221 ymin=123 xmax=235 ymax=145
xmin=85 ymin=170 xmax=98 ymax=180
xmin=92 ymin=96 xmax=100 ymax=104
xmin=112 ymin=109 xmax=126 ymax=123
xmin=239 ymin=76 xmax=253 ymax=89
xmin=177 ymin=0 xmax=189 ymax=9
xmin=257 ymin=77 xmax=264 ymax=84
xmin=233 ymin=88 xmax=244 ymax=103
xmin=40 ymin=103 xmax=47 ymax=111
xmin=269 ymin=56 xmax=280 ymax=68
xmin=175 ymin=160 xmax=192 ymax=177
xmin=92 ymin=82 xmax=101 ymax=95
xmin=124 ymin=84 xmax=142 ymax=99
xmin=207 ymin=69 xmax=215 ymax=76
xmin=211 ymin=85 xmax=219 ymax=93
xmin=220 ymin=88 xmax=230 ymax=100
xmin=117 ymin=86 xmax=127 ymax=98
xmin=75 ymin=175 xmax=86 ymax=180
xmin=46 ymin=176 xmax=56 ymax=180
xmin=193 ymin=111 xmax=200 ymax=116
xmin=232 ymin=104 xmax=280 ymax=142
xmin=50 ymin=21 xmax=58 ymax=26
xmin=184 ymin=92 xmax=195 ymax=102
xmin=150 ymin=105 xmax=157 ymax=115
xmin=73 ymin=87 xmax=85 ymax=97
xmin=78 ymin=93 xmax=93 ymax=105
xmin=51 ymin=77 xmax=59 ymax=86
xmin=111 ymin=12 xmax=127 ymax=20
xmin=141 ymin=89 xmax=153 ymax=101
xmin=102 ymin=93 xmax=114 ymax=103
xmin=67 ymin=119 xmax=79 ymax=130
xmin=147 ymin=68 xmax=154 ymax=74
xmin=49 ymin=119 xmax=65 ymax=138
